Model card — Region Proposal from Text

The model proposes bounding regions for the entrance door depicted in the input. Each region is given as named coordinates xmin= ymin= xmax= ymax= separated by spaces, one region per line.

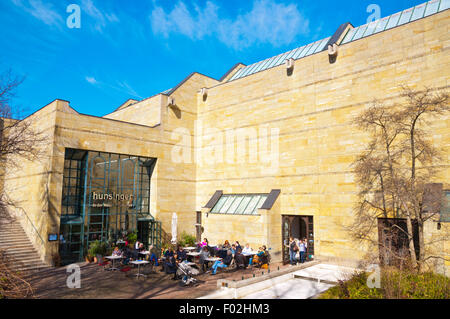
xmin=137 ymin=220 xmax=150 ymax=247
xmin=282 ymin=215 xmax=314 ymax=264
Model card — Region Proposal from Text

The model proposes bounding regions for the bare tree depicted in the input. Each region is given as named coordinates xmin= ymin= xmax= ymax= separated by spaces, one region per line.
xmin=0 ymin=69 xmax=46 ymax=220
xmin=0 ymin=69 xmax=47 ymax=298
xmin=350 ymin=86 xmax=449 ymax=271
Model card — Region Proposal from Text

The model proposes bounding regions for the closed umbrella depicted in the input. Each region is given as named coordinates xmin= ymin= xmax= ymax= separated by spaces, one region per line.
xmin=171 ymin=213 xmax=177 ymax=244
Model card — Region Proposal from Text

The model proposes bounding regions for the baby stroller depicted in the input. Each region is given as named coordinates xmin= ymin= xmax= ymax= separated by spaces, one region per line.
xmin=176 ymin=262 xmax=200 ymax=286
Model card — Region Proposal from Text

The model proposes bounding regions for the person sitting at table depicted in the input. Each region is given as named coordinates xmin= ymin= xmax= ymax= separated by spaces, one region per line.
xmin=164 ymin=246 xmax=175 ymax=258
xmin=217 ymin=245 xmax=227 ymax=259
xmin=200 ymin=238 xmax=209 ymax=247
xmin=223 ymin=240 xmax=231 ymax=249
xmin=211 ymin=250 xmax=233 ymax=275
xmin=242 ymin=243 xmax=252 ymax=254
xmin=112 ymin=246 xmax=123 ymax=257
xmin=234 ymin=248 xmax=247 ymax=269
xmin=199 ymin=246 xmax=210 ymax=273
xmin=164 ymin=254 xmax=177 ymax=276
xmin=122 ymin=244 xmax=137 ymax=265
xmin=176 ymin=245 xmax=187 ymax=262
xmin=149 ymin=244 xmax=159 ymax=266
xmin=134 ymin=240 xmax=141 ymax=251
xmin=235 ymin=241 xmax=242 ymax=251
xmin=230 ymin=244 xmax=236 ymax=255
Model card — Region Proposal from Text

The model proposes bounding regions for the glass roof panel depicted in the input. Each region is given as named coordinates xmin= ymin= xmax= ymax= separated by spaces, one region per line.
xmin=243 ymin=195 xmax=261 ymax=215
xmin=298 ymin=42 xmax=314 ymax=58
xmin=227 ymin=195 xmax=244 ymax=214
xmin=385 ymin=12 xmax=402 ymax=30
xmin=253 ymin=58 xmax=271 ymax=73
xmin=398 ymin=8 xmax=414 ymax=25
xmin=352 ymin=24 xmax=368 ymax=41
xmin=273 ymin=51 xmax=292 ymax=67
xmin=219 ymin=196 xmax=236 ymax=213
xmin=411 ymin=2 xmax=428 ymax=21
xmin=229 ymin=68 xmax=244 ymax=81
xmin=284 ymin=48 xmax=298 ymax=60
xmin=235 ymin=196 xmax=252 ymax=214
xmin=341 ymin=26 xmax=358 ymax=44
xmin=239 ymin=64 xmax=255 ymax=78
xmin=363 ymin=20 xmax=379 ymax=37
xmin=211 ymin=195 xmax=229 ymax=213
xmin=440 ymin=0 xmax=450 ymax=11
xmin=313 ymin=37 xmax=330 ymax=54
xmin=256 ymin=195 xmax=268 ymax=210
xmin=374 ymin=16 xmax=390 ymax=33
xmin=424 ymin=0 xmax=440 ymax=16
xmin=266 ymin=53 xmax=284 ymax=69
xmin=291 ymin=45 xmax=307 ymax=59
xmin=304 ymin=40 xmax=322 ymax=56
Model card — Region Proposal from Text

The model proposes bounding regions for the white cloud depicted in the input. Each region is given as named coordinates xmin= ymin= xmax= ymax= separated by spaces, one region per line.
xmin=12 ymin=0 xmax=64 ymax=27
xmin=85 ymin=76 xmax=98 ymax=84
xmin=81 ymin=0 xmax=119 ymax=33
xmin=150 ymin=0 xmax=309 ymax=49
xmin=86 ymin=76 xmax=142 ymax=99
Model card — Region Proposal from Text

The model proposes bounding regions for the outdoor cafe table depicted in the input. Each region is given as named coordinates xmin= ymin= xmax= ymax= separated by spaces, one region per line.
xmin=131 ymin=260 xmax=149 ymax=278
xmin=183 ymin=247 xmax=196 ymax=251
xmin=205 ymin=257 xmax=222 ymax=262
xmin=187 ymin=251 xmax=201 ymax=257
xmin=242 ymin=250 xmax=259 ymax=256
xmin=105 ymin=255 xmax=123 ymax=271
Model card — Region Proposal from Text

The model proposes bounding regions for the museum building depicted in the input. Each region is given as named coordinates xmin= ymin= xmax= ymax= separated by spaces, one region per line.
xmin=1 ymin=1 xmax=449 ymax=272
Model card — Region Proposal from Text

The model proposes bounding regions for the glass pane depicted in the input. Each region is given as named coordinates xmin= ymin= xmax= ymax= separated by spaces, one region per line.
xmin=440 ymin=0 xmax=450 ymax=11
xmin=313 ymin=38 xmax=330 ymax=54
xmin=411 ymin=3 xmax=427 ymax=21
xmin=398 ymin=8 xmax=414 ymax=25
xmin=341 ymin=27 xmax=358 ymax=44
xmin=298 ymin=42 xmax=314 ymax=58
xmin=256 ymin=195 xmax=268 ymax=210
xmin=424 ymin=0 xmax=440 ymax=16
xmin=235 ymin=196 xmax=252 ymax=214
xmin=219 ymin=196 xmax=236 ymax=213
xmin=291 ymin=45 xmax=307 ymax=59
xmin=211 ymin=196 xmax=228 ymax=213
xmin=374 ymin=16 xmax=390 ymax=33
xmin=227 ymin=195 xmax=244 ymax=214
xmin=363 ymin=21 xmax=379 ymax=37
xmin=385 ymin=12 xmax=401 ymax=30
xmin=243 ymin=195 xmax=261 ymax=215
xmin=352 ymin=25 xmax=368 ymax=41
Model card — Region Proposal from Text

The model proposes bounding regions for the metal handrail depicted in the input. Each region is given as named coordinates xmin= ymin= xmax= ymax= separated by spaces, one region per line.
xmin=16 ymin=207 xmax=45 ymax=246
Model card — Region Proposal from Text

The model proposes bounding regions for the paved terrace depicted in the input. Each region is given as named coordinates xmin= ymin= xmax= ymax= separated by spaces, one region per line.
xmin=26 ymin=260 xmax=315 ymax=299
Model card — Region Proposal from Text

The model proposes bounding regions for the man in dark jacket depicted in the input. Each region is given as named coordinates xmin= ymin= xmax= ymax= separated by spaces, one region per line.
xmin=234 ymin=248 xmax=247 ymax=269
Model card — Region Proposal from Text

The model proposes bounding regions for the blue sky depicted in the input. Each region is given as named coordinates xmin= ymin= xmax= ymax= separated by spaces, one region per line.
xmin=1 ymin=0 xmax=426 ymax=118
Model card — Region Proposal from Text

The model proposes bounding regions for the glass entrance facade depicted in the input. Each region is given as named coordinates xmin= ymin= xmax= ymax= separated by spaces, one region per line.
xmin=59 ymin=148 xmax=158 ymax=265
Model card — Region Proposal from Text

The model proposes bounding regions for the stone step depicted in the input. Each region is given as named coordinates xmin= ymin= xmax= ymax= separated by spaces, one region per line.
xmin=0 ymin=245 xmax=37 ymax=250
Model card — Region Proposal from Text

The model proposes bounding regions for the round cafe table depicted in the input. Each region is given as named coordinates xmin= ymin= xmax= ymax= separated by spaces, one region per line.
xmin=131 ymin=260 xmax=149 ymax=278
xmin=105 ymin=255 xmax=123 ymax=271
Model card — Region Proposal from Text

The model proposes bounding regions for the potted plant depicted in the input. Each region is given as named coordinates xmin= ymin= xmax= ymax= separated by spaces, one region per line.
xmin=88 ymin=240 xmax=108 ymax=263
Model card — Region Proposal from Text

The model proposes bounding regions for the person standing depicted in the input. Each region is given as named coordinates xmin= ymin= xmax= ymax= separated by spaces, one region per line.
xmin=288 ymin=237 xmax=298 ymax=265
xmin=299 ymin=238 xmax=306 ymax=263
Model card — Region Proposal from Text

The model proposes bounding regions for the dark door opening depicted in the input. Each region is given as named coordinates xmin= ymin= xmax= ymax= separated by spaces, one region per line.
xmin=282 ymin=215 xmax=314 ymax=264
xmin=377 ymin=218 xmax=420 ymax=267
xmin=137 ymin=220 xmax=150 ymax=247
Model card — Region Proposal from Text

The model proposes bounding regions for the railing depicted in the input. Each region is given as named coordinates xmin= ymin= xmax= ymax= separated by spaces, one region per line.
xmin=16 ymin=207 xmax=45 ymax=247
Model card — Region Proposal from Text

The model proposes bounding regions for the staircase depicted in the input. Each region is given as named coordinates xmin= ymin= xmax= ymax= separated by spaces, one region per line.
xmin=0 ymin=218 xmax=51 ymax=274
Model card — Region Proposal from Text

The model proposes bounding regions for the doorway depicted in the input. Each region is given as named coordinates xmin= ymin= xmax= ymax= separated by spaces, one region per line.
xmin=282 ymin=215 xmax=314 ymax=264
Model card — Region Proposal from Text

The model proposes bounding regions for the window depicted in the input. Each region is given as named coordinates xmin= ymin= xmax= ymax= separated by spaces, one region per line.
xmin=441 ymin=191 xmax=450 ymax=223
xmin=210 ymin=194 xmax=268 ymax=215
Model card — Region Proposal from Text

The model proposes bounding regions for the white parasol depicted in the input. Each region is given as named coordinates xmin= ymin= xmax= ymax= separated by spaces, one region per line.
xmin=171 ymin=213 xmax=178 ymax=244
